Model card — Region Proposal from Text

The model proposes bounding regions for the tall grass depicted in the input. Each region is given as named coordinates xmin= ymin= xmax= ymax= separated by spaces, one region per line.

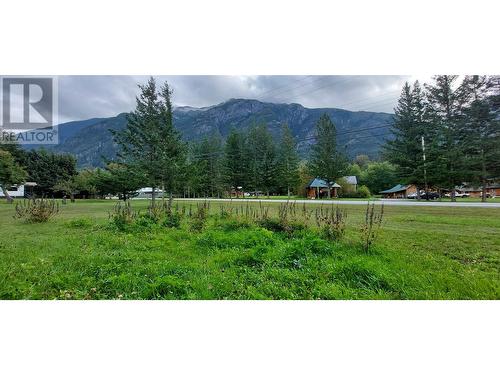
xmin=361 ymin=203 xmax=385 ymax=253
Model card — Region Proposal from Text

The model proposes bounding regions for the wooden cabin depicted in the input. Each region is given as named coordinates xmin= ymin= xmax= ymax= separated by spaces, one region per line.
xmin=306 ymin=178 xmax=341 ymax=199
xmin=379 ymin=184 xmax=417 ymax=199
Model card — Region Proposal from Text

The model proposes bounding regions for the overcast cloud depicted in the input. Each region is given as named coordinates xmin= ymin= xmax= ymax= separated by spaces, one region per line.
xmin=56 ymin=75 xmax=431 ymax=123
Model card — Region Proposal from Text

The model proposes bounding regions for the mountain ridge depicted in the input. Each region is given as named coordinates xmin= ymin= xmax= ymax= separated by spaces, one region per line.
xmin=32 ymin=98 xmax=394 ymax=167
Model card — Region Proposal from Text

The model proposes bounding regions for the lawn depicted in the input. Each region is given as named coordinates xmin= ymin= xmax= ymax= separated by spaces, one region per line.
xmin=0 ymin=199 xmax=499 ymax=299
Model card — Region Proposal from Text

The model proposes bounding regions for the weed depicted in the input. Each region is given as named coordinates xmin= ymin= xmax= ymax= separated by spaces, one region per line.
xmin=108 ymin=201 xmax=137 ymax=230
xmin=190 ymin=201 xmax=209 ymax=231
xmin=361 ymin=203 xmax=384 ymax=253
xmin=315 ymin=205 xmax=347 ymax=241
xmin=14 ymin=198 xmax=59 ymax=223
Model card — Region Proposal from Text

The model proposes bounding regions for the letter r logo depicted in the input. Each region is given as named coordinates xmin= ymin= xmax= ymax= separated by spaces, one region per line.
xmin=1 ymin=77 xmax=54 ymax=130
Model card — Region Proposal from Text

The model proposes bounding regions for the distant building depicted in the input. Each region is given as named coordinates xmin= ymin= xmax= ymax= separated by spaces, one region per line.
xmin=458 ymin=183 xmax=500 ymax=198
xmin=342 ymin=175 xmax=358 ymax=191
xmin=379 ymin=184 xmax=417 ymax=199
xmin=0 ymin=182 xmax=37 ymax=198
xmin=306 ymin=177 xmax=341 ymax=199
xmin=135 ymin=187 xmax=165 ymax=199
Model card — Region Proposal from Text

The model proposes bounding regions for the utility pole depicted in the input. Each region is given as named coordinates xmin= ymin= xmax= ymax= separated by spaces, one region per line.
xmin=421 ymin=136 xmax=429 ymax=198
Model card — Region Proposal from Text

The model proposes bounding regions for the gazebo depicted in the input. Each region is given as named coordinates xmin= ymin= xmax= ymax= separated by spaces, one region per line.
xmin=306 ymin=177 xmax=341 ymax=199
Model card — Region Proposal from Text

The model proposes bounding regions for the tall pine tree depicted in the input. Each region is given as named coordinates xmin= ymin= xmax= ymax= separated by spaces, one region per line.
xmin=425 ymin=75 xmax=468 ymax=201
xmin=192 ymin=132 xmax=224 ymax=197
xmin=277 ymin=123 xmax=299 ymax=198
xmin=223 ymin=128 xmax=247 ymax=196
xmin=460 ymin=75 xmax=500 ymax=201
xmin=245 ymin=124 xmax=278 ymax=197
xmin=384 ymin=81 xmax=429 ymax=198
xmin=308 ymin=113 xmax=347 ymax=197
xmin=111 ymin=77 xmax=185 ymax=205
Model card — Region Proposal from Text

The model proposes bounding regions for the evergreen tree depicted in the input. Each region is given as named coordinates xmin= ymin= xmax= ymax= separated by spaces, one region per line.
xmin=277 ymin=123 xmax=300 ymax=197
xmin=425 ymin=75 xmax=468 ymax=201
xmin=245 ymin=124 xmax=278 ymax=197
xmin=460 ymin=75 xmax=500 ymax=201
xmin=384 ymin=81 xmax=429 ymax=197
xmin=223 ymin=128 xmax=247 ymax=196
xmin=111 ymin=77 xmax=185 ymax=206
xmin=192 ymin=132 xmax=224 ymax=197
xmin=308 ymin=113 xmax=347 ymax=197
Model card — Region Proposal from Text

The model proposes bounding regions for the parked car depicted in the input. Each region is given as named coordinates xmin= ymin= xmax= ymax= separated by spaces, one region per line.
xmin=444 ymin=192 xmax=470 ymax=198
xmin=420 ymin=192 xmax=440 ymax=200
xmin=407 ymin=191 xmax=440 ymax=200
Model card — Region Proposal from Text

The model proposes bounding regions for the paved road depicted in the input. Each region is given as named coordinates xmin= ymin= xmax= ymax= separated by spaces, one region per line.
xmin=175 ymin=198 xmax=500 ymax=208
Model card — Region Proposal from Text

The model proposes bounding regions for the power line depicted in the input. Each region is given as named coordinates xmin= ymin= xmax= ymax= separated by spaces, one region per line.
xmin=189 ymin=123 xmax=394 ymax=160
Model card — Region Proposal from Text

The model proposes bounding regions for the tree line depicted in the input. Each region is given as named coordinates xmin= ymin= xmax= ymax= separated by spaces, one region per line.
xmin=2 ymin=75 xmax=498 ymax=203
xmin=0 ymin=78 xmax=350 ymax=203
xmin=384 ymin=75 xmax=500 ymax=201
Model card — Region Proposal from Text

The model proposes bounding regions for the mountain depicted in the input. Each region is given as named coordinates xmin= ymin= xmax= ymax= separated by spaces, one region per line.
xmin=36 ymin=99 xmax=394 ymax=167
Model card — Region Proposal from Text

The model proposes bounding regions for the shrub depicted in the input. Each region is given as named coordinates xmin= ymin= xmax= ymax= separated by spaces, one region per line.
xmin=254 ymin=201 xmax=306 ymax=236
xmin=218 ymin=204 xmax=233 ymax=219
xmin=108 ymin=201 xmax=137 ymax=230
xmin=256 ymin=217 xmax=305 ymax=235
xmin=315 ymin=205 xmax=347 ymax=241
xmin=143 ymin=200 xmax=183 ymax=229
xmin=162 ymin=211 xmax=182 ymax=228
xmin=217 ymin=218 xmax=253 ymax=231
xmin=338 ymin=185 xmax=371 ymax=198
xmin=14 ymin=198 xmax=59 ymax=223
xmin=134 ymin=213 xmax=158 ymax=228
xmin=357 ymin=185 xmax=371 ymax=198
xmin=360 ymin=203 xmax=384 ymax=253
xmin=190 ymin=201 xmax=209 ymax=232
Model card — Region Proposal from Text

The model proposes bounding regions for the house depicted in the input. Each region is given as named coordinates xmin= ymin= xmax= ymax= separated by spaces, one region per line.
xmin=135 ymin=187 xmax=165 ymax=199
xmin=379 ymin=184 xmax=417 ymax=199
xmin=0 ymin=182 xmax=37 ymax=198
xmin=342 ymin=175 xmax=358 ymax=192
xmin=459 ymin=184 xmax=500 ymax=198
xmin=306 ymin=177 xmax=341 ymax=199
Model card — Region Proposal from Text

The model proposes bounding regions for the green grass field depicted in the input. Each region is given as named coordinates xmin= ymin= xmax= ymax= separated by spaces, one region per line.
xmin=0 ymin=199 xmax=499 ymax=299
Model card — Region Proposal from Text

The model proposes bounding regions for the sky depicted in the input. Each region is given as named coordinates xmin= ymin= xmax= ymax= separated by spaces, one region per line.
xmin=53 ymin=75 xmax=431 ymax=123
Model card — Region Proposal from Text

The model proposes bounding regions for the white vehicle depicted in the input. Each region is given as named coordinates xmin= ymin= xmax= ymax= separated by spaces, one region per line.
xmin=444 ymin=192 xmax=470 ymax=198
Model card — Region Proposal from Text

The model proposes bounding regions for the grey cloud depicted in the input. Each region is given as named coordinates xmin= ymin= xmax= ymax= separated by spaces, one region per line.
xmin=55 ymin=75 xmax=415 ymax=123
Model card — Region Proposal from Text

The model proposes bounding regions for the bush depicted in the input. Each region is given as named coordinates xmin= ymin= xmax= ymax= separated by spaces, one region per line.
xmin=256 ymin=217 xmax=305 ymax=235
xmin=357 ymin=185 xmax=371 ymax=198
xmin=134 ymin=213 xmax=158 ymax=228
xmin=338 ymin=185 xmax=371 ymax=198
xmin=315 ymin=205 xmax=347 ymax=241
xmin=190 ymin=202 xmax=209 ymax=232
xmin=14 ymin=198 xmax=59 ymax=223
xmin=162 ymin=211 xmax=182 ymax=228
xmin=108 ymin=201 xmax=137 ymax=230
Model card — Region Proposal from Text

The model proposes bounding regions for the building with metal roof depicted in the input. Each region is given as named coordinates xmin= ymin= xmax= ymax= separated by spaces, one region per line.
xmin=379 ymin=184 xmax=417 ymax=199
xmin=306 ymin=178 xmax=341 ymax=199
